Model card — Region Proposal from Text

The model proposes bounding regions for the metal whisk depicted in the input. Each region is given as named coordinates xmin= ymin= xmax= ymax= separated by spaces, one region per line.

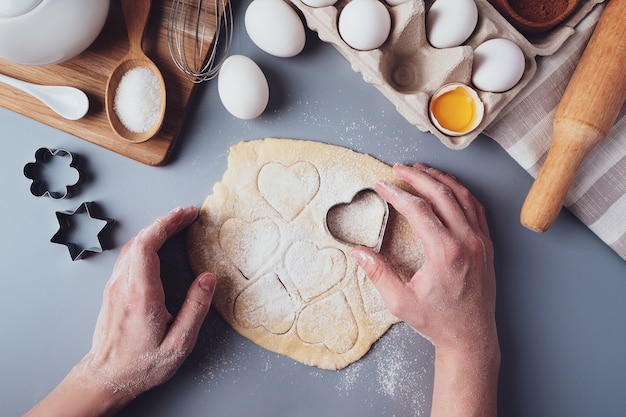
xmin=167 ymin=0 xmax=233 ymax=83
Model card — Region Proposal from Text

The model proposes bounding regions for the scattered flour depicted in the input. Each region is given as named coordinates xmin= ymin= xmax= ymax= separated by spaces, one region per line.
xmin=262 ymin=94 xmax=421 ymax=164
xmin=336 ymin=323 xmax=434 ymax=417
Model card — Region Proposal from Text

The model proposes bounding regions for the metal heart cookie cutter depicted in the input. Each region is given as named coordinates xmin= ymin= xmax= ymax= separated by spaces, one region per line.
xmin=51 ymin=201 xmax=115 ymax=261
xmin=325 ymin=188 xmax=389 ymax=252
xmin=23 ymin=148 xmax=82 ymax=199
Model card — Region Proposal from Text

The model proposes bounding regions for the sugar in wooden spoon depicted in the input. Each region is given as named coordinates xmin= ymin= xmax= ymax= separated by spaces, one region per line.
xmin=105 ymin=0 xmax=166 ymax=143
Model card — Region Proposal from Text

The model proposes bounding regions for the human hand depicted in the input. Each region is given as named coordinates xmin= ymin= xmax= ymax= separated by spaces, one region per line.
xmin=78 ymin=206 xmax=215 ymax=408
xmin=24 ymin=206 xmax=216 ymax=417
xmin=351 ymin=164 xmax=499 ymax=417
xmin=351 ymin=163 xmax=497 ymax=353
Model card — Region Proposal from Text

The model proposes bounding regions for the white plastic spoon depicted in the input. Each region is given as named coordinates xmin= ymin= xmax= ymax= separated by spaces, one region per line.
xmin=0 ymin=73 xmax=89 ymax=120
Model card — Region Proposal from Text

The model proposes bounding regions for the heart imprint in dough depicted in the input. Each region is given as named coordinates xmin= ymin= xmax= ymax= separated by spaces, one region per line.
xmin=284 ymin=241 xmax=347 ymax=302
xmin=257 ymin=161 xmax=320 ymax=220
xmin=297 ymin=291 xmax=358 ymax=354
xmin=234 ymin=272 xmax=299 ymax=335
xmin=326 ymin=189 xmax=388 ymax=250
xmin=218 ymin=217 xmax=280 ymax=279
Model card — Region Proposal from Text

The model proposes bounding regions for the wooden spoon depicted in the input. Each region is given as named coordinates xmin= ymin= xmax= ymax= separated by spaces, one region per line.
xmin=105 ymin=0 xmax=166 ymax=143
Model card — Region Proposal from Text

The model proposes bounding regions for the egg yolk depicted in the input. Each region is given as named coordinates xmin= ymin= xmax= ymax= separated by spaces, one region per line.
xmin=430 ymin=87 xmax=478 ymax=133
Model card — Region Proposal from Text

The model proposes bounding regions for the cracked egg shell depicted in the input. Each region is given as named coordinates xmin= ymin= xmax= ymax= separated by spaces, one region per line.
xmin=429 ymin=83 xmax=484 ymax=136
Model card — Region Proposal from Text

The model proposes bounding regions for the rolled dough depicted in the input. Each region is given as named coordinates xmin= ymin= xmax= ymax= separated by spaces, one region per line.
xmin=188 ymin=138 xmax=424 ymax=370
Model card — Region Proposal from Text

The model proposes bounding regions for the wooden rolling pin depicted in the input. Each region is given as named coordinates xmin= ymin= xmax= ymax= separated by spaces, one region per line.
xmin=520 ymin=0 xmax=626 ymax=232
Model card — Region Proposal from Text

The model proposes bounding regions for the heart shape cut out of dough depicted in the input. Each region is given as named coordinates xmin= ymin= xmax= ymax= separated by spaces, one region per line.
xmin=284 ymin=241 xmax=347 ymax=302
xmin=296 ymin=291 xmax=358 ymax=354
xmin=326 ymin=189 xmax=388 ymax=250
xmin=257 ymin=161 xmax=320 ymax=220
xmin=234 ymin=273 xmax=298 ymax=335
xmin=219 ymin=217 xmax=280 ymax=279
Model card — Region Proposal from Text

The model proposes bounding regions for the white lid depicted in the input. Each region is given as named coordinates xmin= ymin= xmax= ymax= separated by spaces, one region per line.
xmin=0 ymin=0 xmax=42 ymax=18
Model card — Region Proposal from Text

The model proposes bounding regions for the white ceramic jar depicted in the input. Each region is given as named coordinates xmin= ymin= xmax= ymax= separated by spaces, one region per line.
xmin=0 ymin=0 xmax=110 ymax=65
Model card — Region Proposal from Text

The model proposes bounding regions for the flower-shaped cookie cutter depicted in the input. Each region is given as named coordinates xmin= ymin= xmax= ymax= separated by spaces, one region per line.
xmin=51 ymin=201 xmax=115 ymax=261
xmin=23 ymin=148 xmax=82 ymax=199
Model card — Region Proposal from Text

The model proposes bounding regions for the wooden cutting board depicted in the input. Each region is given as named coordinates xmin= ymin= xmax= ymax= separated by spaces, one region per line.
xmin=0 ymin=0 xmax=220 ymax=166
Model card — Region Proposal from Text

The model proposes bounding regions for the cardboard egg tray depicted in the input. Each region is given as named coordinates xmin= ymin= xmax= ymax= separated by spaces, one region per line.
xmin=288 ymin=0 xmax=605 ymax=149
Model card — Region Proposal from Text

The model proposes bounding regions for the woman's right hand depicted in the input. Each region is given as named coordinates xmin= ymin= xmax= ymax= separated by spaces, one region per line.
xmin=351 ymin=163 xmax=499 ymax=417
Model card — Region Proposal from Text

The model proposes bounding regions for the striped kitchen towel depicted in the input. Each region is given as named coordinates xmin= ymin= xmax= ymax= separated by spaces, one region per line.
xmin=484 ymin=5 xmax=626 ymax=261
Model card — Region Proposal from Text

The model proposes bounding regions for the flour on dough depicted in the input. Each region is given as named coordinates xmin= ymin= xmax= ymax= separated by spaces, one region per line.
xmin=187 ymin=138 xmax=424 ymax=370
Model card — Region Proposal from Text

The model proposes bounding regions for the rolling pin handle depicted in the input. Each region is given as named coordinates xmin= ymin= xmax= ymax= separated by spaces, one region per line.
xmin=520 ymin=0 xmax=626 ymax=233
xmin=520 ymin=122 xmax=603 ymax=232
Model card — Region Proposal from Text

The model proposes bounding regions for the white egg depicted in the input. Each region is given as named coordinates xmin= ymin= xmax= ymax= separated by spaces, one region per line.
xmin=426 ymin=0 xmax=478 ymax=49
xmin=245 ymin=0 xmax=306 ymax=58
xmin=338 ymin=0 xmax=391 ymax=51
xmin=472 ymin=38 xmax=526 ymax=93
xmin=218 ymin=55 xmax=269 ymax=120
xmin=385 ymin=0 xmax=410 ymax=5
xmin=301 ymin=0 xmax=337 ymax=7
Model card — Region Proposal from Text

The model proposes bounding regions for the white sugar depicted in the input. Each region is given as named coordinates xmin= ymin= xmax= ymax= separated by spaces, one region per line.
xmin=113 ymin=66 xmax=162 ymax=133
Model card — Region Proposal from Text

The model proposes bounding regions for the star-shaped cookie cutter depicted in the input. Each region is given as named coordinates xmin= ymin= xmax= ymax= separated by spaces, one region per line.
xmin=23 ymin=148 xmax=82 ymax=199
xmin=51 ymin=202 xmax=115 ymax=261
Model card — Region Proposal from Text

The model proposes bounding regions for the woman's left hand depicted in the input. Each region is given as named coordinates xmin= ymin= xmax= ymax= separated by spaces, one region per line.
xmin=83 ymin=206 xmax=216 ymax=403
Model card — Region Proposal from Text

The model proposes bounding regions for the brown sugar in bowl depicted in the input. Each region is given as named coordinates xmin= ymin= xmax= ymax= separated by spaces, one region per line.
xmin=488 ymin=0 xmax=582 ymax=35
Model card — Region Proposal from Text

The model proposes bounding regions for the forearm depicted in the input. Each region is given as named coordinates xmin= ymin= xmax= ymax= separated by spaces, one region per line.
xmin=23 ymin=360 xmax=131 ymax=417
xmin=430 ymin=340 xmax=501 ymax=417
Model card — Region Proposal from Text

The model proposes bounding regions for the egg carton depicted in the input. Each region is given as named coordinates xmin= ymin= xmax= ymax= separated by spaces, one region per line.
xmin=288 ymin=0 xmax=605 ymax=149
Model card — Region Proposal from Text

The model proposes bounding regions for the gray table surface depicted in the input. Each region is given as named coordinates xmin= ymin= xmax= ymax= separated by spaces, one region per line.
xmin=2 ymin=2 xmax=625 ymax=416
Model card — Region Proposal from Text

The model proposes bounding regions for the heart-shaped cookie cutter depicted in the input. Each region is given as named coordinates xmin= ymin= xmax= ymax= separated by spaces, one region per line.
xmin=325 ymin=188 xmax=389 ymax=252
